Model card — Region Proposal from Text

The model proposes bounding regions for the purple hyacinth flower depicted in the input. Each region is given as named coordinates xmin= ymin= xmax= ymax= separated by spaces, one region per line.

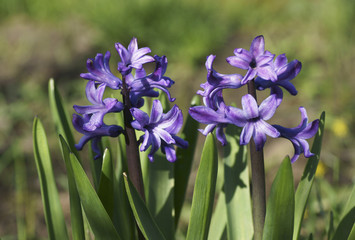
xmin=130 ymin=100 xmax=188 ymax=162
xmin=227 ymin=92 xmax=281 ymax=150
xmin=80 ymin=51 xmax=122 ymax=89
xmin=72 ymin=114 xmax=123 ymax=159
xmin=197 ymin=55 xmax=242 ymax=109
xmin=189 ymin=93 xmax=232 ymax=145
xmin=255 ymin=54 xmax=302 ymax=95
xmin=116 ymin=37 xmax=155 ymax=75
xmin=128 ymin=55 xmax=175 ymax=107
xmin=227 ymin=35 xmax=277 ymax=84
xmin=73 ymin=81 xmax=124 ymax=131
xmin=273 ymin=107 xmax=319 ymax=163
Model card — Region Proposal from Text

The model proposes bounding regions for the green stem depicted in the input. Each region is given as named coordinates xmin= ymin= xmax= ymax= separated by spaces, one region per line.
xmin=247 ymin=80 xmax=266 ymax=240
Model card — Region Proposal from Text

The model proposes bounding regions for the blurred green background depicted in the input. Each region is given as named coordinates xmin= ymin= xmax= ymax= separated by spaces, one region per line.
xmin=0 ymin=0 xmax=354 ymax=239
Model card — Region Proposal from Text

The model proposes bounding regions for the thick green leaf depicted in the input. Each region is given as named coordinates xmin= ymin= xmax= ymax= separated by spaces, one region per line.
xmin=123 ymin=173 xmax=166 ymax=240
xmin=208 ymin=191 xmax=227 ymax=240
xmin=293 ymin=112 xmax=325 ymax=240
xmin=69 ymin=152 xmax=121 ymax=240
xmin=98 ymin=148 xmax=114 ymax=218
xmin=223 ymin=124 xmax=253 ymax=240
xmin=147 ymin=153 xmax=175 ymax=239
xmin=332 ymin=184 xmax=355 ymax=240
xmin=263 ymin=157 xmax=295 ymax=240
xmin=174 ymin=95 xmax=200 ymax=227
xmin=113 ymin=131 xmax=135 ymax=239
xmin=347 ymin=225 xmax=355 ymax=240
xmin=48 ymin=79 xmax=78 ymax=157
xmin=32 ymin=117 xmax=69 ymax=240
xmin=332 ymin=209 xmax=355 ymax=240
xmin=59 ymin=136 xmax=85 ymax=240
xmin=186 ymin=133 xmax=218 ymax=240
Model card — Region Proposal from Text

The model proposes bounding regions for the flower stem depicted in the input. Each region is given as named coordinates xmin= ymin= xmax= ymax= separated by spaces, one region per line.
xmin=121 ymin=76 xmax=146 ymax=202
xmin=247 ymin=80 xmax=266 ymax=240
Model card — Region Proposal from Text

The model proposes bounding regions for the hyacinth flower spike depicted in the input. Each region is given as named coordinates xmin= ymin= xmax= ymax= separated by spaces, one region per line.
xmin=72 ymin=114 xmax=123 ymax=159
xmin=80 ymin=51 xmax=122 ymax=89
xmin=73 ymin=81 xmax=124 ymax=131
xmin=116 ymin=37 xmax=155 ymax=75
xmin=130 ymin=99 xmax=188 ymax=162
xmin=227 ymin=35 xmax=277 ymax=84
xmin=273 ymin=107 xmax=319 ymax=163
xmin=255 ymin=54 xmax=302 ymax=95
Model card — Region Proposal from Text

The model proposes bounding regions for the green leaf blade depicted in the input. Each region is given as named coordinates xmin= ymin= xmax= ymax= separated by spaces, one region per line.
xmin=186 ymin=133 xmax=218 ymax=240
xmin=223 ymin=125 xmax=253 ymax=240
xmin=123 ymin=173 xmax=166 ymax=240
xmin=98 ymin=148 xmax=115 ymax=218
xmin=59 ymin=136 xmax=85 ymax=240
xmin=293 ymin=112 xmax=325 ymax=240
xmin=48 ymin=79 xmax=78 ymax=157
xmin=263 ymin=157 xmax=295 ymax=240
xmin=174 ymin=95 xmax=201 ymax=227
xmin=69 ymin=152 xmax=121 ymax=240
xmin=32 ymin=117 xmax=69 ymax=240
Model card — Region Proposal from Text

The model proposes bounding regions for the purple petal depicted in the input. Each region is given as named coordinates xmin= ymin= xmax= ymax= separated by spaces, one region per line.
xmin=226 ymin=55 xmax=250 ymax=70
xmin=226 ymin=106 xmax=247 ymax=127
xmin=256 ymin=54 xmax=274 ymax=66
xmin=274 ymin=54 xmax=288 ymax=69
xmin=150 ymin=100 xmax=163 ymax=123
xmin=216 ymin=126 xmax=227 ymax=146
xmin=172 ymin=135 xmax=189 ymax=149
xmin=240 ymin=122 xmax=254 ymax=145
xmin=241 ymin=94 xmax=259 ymax=119
xmin=250 ymin=35 xmax=265 ymax=57
xmin=130 ymin=108 xmax=149 ymax=127
xmin=241 ymin=68 xmax=257 ymax=84
xmin=163 ymin=145 xmax=177 ymax=162
xmin=128 ymin=37 xmax=138 ymax=53
xmin=153 ymin=128 xmax=175 ymax=144
xmin=257 ymin=65 xmax=277 ymax=82
xmin=256 ymin=120 xmax=280 ymax=138
xmin=253 ymin=130 xmax=267 ymax=151
xmin=140 ymin=130 xmax=151 ymax=152
xmin=189 ymin=106 xmax=229 ymax=124
xmin=259 ymin=93 xmax=278 ymax=120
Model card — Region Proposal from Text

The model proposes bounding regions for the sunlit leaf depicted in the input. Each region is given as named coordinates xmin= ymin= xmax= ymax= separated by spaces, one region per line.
xmin=293 ymin=112 xmax=325 ymax=240
xmin=208 ymin=191 xmax=227 ymax=240
xmin=174 ymin=95 xmax=200 ymax=227
xmin=223 ymin=124 xmax=252 ymax=240
xmin=123 ymin=173 xmax=166 ymax=240
xmin=263 ymin=157 xmax=295 ymax=240
xmin=32 ymin=117 xmax=69 ymax=240
xmin=186 ymin=133 xmax=218 ymax=240
xmin=70 ymin=152 xmax=121 ymax=239
xmin=98 ymin=148 xmax=114 ymax=218
xmin=48 ymin=79 xmax=78 ymax=157
xmin=332 ymin=184 xmax=355 ymax=240
xmin=59 ymin=136 xmax=85 ymax=240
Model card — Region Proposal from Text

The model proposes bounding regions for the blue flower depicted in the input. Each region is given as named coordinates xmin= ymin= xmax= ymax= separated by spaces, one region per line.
xmin=116 ymin=37 xmax=155 ymax=75
xmin=73 ymin=81 xmax=124 ymax=131
xmin=80 ymin=51 xmax=122 ymax=89
xmin=227 ymin=35 xmax=277 ymax=84
xmin=255 ymin=54 xmax=302 ymax=95
xmin=197 ymin=55 xmax=242 ymax=109
xmin=189 ymin=91 xmax=232 ymax=145
xmin=273 ymin=107 xmax=319 ymax=163
xmin=130 ymin=100 xmax=188 ymax=162
xmin=127 ymin=55 xmax=175 ymax=107
xmin=72 ymin=114 xmax=123 ymax=159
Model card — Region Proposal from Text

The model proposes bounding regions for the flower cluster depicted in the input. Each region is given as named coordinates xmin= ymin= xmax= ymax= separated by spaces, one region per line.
xmin=73 ymin=38 xmax=187 ymax=160
xmin=189 ymin=35 xmax=319 ymax=162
